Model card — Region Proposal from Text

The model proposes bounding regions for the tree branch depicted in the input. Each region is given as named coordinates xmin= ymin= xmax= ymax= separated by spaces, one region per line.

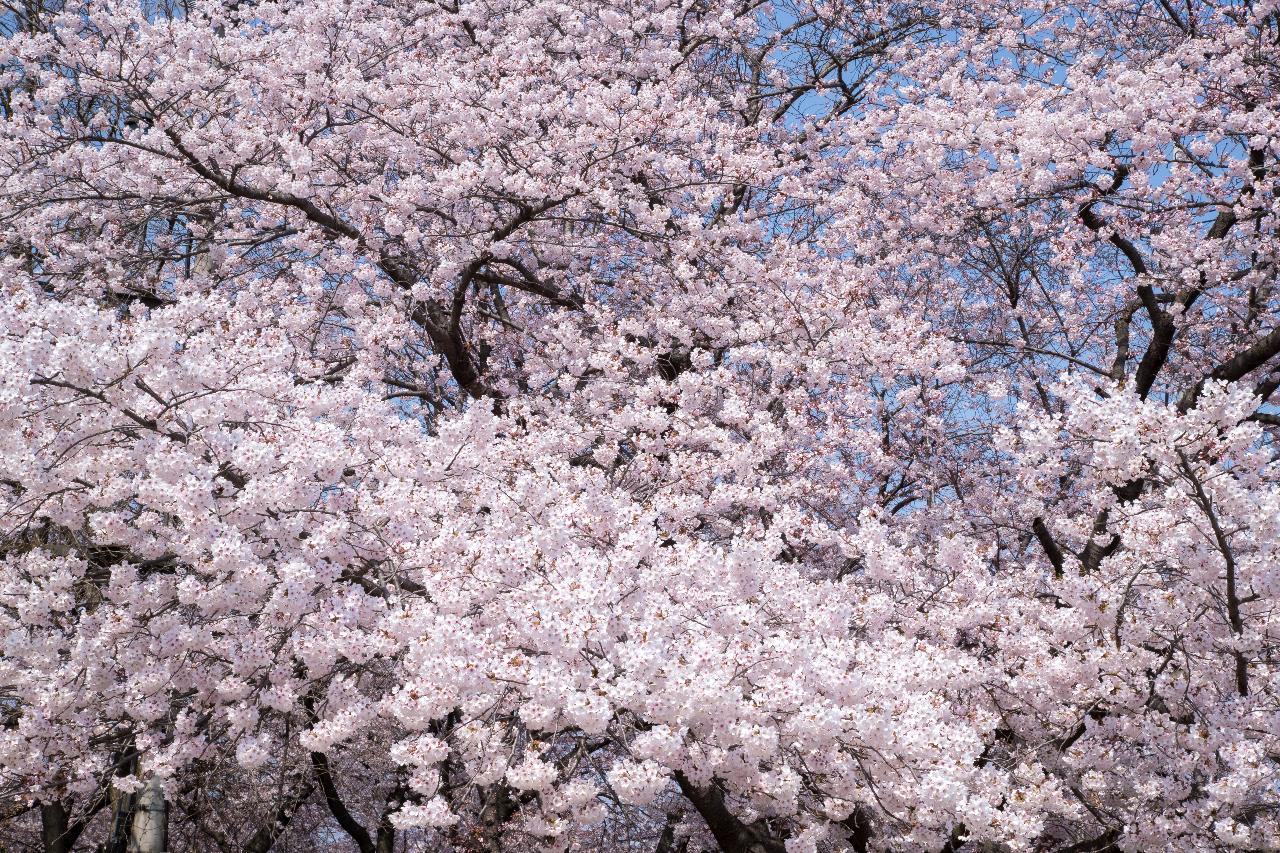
xmin=674 ymin=773 xmax=785 ymax=853
xmin=310 ymin=751 xmax=375 ymax=853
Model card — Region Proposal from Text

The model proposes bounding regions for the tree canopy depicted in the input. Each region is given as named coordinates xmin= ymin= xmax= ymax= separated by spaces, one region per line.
xmin=0 ymin=0 xmax=1278 ymax=850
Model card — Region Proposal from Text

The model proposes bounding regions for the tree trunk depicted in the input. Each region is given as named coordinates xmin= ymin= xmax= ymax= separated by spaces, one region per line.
xmin=128 ymin=777 xmax=167 ymax=853
xmin=40 ymin=801 xmax=70 ymax=853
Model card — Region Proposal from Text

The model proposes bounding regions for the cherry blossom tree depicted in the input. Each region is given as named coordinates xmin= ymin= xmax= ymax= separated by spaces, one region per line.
xmin=0 ymin=0 xmax=1277 ymax=850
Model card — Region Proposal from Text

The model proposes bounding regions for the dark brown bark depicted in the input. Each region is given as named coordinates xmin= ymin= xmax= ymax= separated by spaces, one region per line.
xmin=40 ymin=802 xmax=71 ymax=853
xmin=674 ymin=773 xmax=785 ymax=853
xmin=243 ymin=776 xmax=317 ymax=853
xmin=1032 ymin=516 xmax=1065 ymax=577
xmin=1178 ymin=326 xmax=1280 ymax=413
xmin=39 ymin=789 xmax=110 ymax=853
xmin=310 ymin=751 xmax=376 ymax=853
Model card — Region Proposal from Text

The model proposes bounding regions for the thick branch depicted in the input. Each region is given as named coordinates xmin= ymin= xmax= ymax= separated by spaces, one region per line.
xmin=1032 ymin=517 xmax=1065 ymax=578
xmin=375 ymin=780 xmax=407 ymax=853
xmin=1077 ymin=171 xmax=1179 ymax=400
xmin=243 ymin=776 xmax=317 ymax=853
xmin=1178 ymin=326 xmax=1280 ymax=413
xmin=674 ymin=773 xmax=785 ymax=853
xmin=40 ymin=780 xmax=112 ymax=853
xmin=310 ymin=751 xmax=375 ymax=853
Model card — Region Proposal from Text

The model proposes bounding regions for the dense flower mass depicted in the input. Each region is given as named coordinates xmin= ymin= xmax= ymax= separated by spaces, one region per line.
xmin=0 ymin=0 xmax=1277 ymax=850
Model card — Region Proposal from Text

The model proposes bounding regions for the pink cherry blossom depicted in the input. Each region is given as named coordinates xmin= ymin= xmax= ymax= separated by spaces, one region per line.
xmin=0 ymin=0 xmax=1277 ymax=851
